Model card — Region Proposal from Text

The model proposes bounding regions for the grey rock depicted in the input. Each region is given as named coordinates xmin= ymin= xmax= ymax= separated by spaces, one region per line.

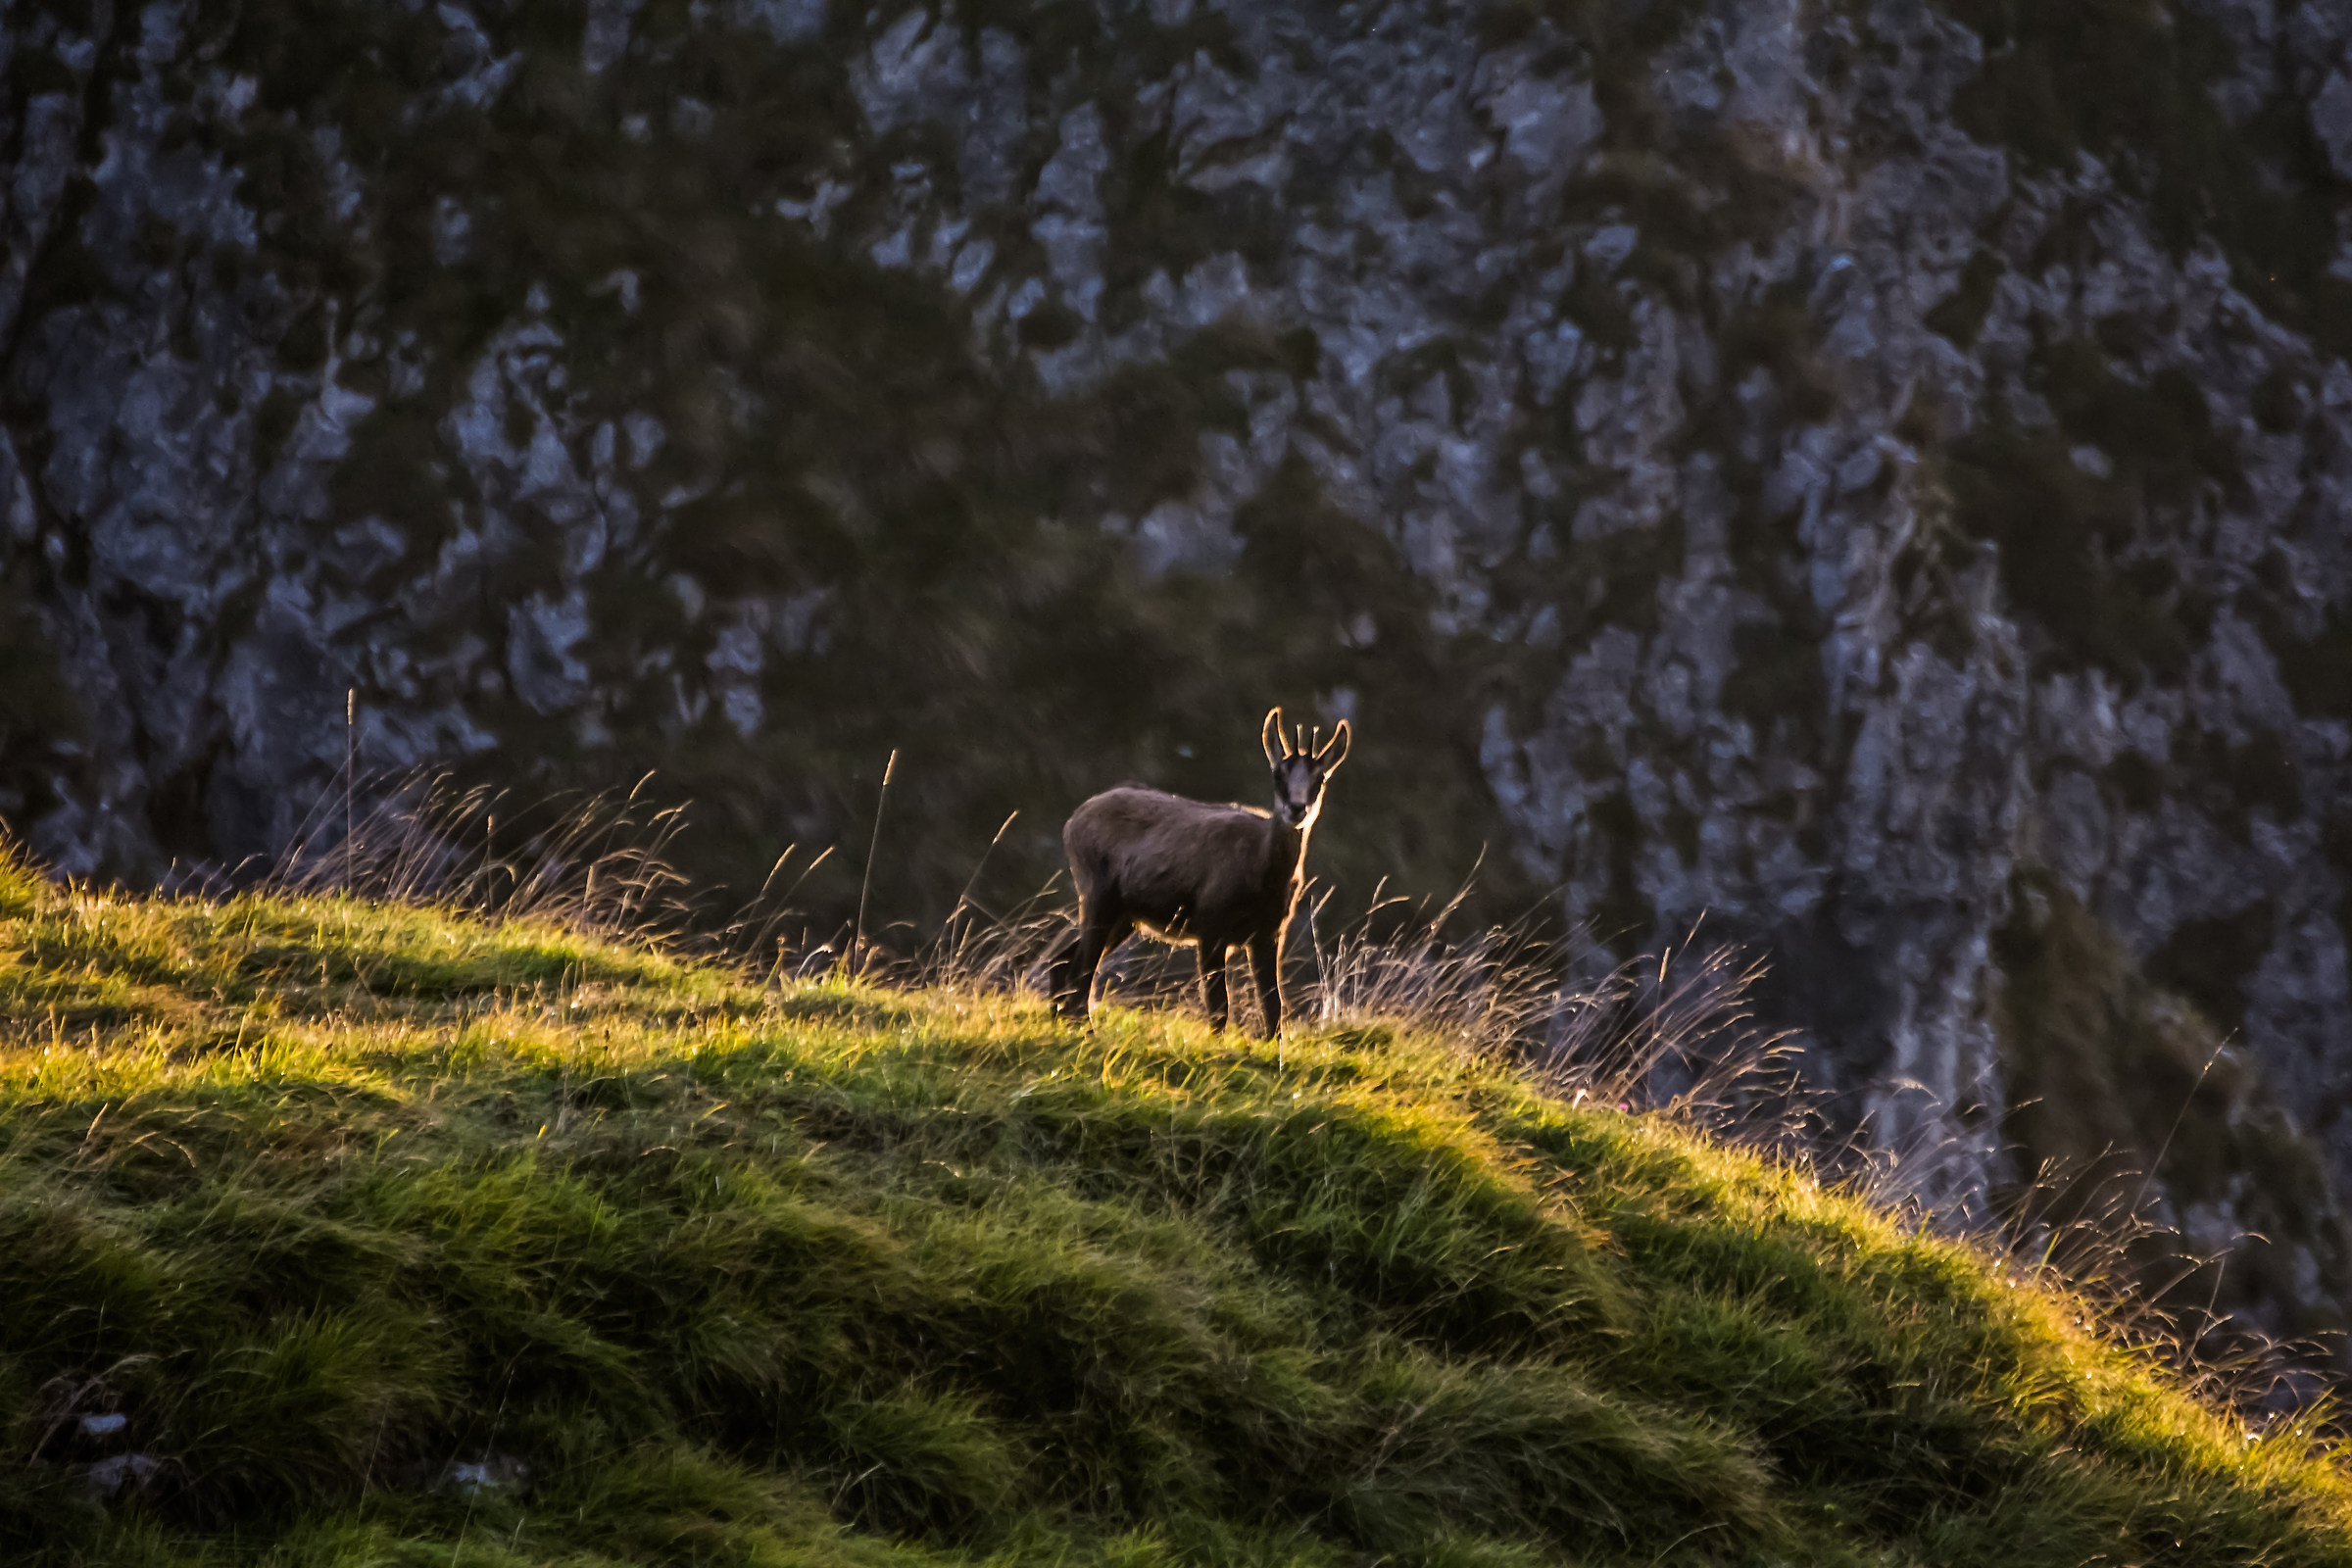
xmin=2315 ymin=71 xmax=2352 ymax=182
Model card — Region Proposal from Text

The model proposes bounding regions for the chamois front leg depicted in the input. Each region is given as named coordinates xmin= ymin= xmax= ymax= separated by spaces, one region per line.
xmin=1247 ymin=928 xmax=1284 ymax=1040
xmin=1197 ymin=943 xmax=1231 ymax=1032
xmin=1057 ymin=904 xmax=1131 ymax=1023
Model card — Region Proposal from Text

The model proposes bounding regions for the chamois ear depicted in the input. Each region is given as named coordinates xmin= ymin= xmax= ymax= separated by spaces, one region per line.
xmin=1261 ymin=707 xmax=1287 ymax=767
xmin=1315 ymin=719 xmax=1351 ymax=771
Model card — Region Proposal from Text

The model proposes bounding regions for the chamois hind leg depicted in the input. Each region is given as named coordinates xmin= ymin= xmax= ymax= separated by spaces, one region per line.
xmin=1057 ymin=903 xmax=1131 ymax=1024
xmin=1197 ymin=942 xmax=1230 ymax=1032
xmin=1247 ymin=928 xmax=1284 ymax=1040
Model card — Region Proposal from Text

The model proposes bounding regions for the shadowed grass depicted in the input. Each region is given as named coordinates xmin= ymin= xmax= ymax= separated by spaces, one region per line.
xmin=1 ymin=853 xmax=2350 ymax=1565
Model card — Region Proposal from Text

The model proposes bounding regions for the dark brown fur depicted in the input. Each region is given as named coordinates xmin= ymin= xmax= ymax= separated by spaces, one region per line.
xmin=1054 ymin=708 xmax=1348 ymax=1037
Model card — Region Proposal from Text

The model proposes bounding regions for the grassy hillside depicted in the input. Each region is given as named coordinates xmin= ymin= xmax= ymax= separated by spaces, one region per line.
xmin=2 ymin=855 xmax=2350 ymax=1567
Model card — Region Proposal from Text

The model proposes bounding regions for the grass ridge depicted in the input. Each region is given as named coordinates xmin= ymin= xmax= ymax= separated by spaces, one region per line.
xmin=1 ymin=857 xmax=2348 ymax=1565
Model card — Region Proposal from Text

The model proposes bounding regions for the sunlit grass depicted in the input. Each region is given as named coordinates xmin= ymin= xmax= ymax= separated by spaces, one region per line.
xmin=2 ymin=854 xmax=2350 ymax=1566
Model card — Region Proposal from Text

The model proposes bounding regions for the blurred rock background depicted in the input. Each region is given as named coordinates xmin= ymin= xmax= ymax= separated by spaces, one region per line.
xmin=2 ymin=0 xmax=2349 ymax=1369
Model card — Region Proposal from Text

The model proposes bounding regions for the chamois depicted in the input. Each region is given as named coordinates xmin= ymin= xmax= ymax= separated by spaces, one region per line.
xmin=1054 ymin=707 xmax=1349 ymax=1037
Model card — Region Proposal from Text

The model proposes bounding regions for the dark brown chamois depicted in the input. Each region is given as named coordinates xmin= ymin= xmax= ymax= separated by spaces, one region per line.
xmin=1054 ymin=707 xmax=1349 ymax=1037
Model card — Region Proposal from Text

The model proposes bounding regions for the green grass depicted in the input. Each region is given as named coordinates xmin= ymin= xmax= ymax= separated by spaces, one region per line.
xmin=4 ymin=853 xmax=2352 ymax=1566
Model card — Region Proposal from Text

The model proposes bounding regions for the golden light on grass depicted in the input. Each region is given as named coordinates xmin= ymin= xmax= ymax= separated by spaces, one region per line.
xmin=1 ymin=841 xmax=2349 ymax=1565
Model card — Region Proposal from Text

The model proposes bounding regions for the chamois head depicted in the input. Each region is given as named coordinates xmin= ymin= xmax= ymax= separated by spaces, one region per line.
xmin=1260 ymin=707 xmax=1350 ymax=828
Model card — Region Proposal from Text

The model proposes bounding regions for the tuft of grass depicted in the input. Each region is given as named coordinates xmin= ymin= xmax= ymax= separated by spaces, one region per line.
xmin=2 ymin=847 xmax=2351 ymax=1564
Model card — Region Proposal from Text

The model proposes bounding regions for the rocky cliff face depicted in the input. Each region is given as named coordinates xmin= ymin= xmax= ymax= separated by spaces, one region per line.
xmin=3 ymin=0 xmax=2349 ymax=1360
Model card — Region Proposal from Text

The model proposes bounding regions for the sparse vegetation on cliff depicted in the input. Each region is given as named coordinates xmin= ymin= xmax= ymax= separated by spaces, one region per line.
xmin=1992 ymin=872 xmax=2352 ymax=1360
xmin=5 ymin=851 xmax=2352 ymax=1566
xmin=1945 ymin=0 xmax=2352 ymax=360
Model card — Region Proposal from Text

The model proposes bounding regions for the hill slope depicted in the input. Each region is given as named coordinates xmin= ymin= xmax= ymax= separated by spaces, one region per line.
xmin=2 ymin=858 xmax=2350 ymax=1567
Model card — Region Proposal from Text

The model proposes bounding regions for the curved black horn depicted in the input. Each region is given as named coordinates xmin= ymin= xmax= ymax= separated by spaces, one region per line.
xmin=1261 ymin=707 xmax=1287 ymax=766
xmin=1315 ymin=720 xmax=1351 ymax=769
